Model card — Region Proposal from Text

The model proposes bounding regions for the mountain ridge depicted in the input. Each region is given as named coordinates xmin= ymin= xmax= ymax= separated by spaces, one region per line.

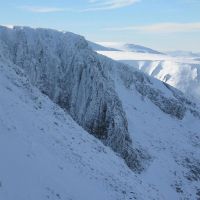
xmin=0 ymin=25 xmax=200 ymax=199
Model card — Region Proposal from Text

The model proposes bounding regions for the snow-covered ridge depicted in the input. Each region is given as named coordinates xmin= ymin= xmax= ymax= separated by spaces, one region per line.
xmin=0 ymin=26 xmax=200 ymax=199
xmin=107 ymin=59 xmax=200 ymax=120
xmin=121 ymin=60 xmax=200 ymax=101
xmin=121 ymin=43 xmax=163 ymax=54
xmin=0 ymin=25 xmax=199 ymax=170
xmin=144 ymin=61 xmax=200 ymax=99
xmin=94 ymin=42 xmax=163 ymax=54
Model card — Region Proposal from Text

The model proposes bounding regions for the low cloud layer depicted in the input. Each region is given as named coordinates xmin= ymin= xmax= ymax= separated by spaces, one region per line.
xmin=86 ymin=0 xmax=140 ymax=11
xmin=105 ymin=22 xmax=200 ymax=33
xmin=20 ymin=0 xmax=140 ymax=13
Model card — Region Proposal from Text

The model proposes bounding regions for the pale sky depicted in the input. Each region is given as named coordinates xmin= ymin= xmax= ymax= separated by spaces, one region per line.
xmin=0 ymin=0 xmax=200 ymax=52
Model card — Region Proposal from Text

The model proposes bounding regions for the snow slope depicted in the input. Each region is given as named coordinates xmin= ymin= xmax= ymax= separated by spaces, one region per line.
xmin=0 ymin=26 xmax=200 ymax=200
xmin=112 ymin=64 xmax=200 ymax=200
xmin=0 ymin=57 xmax=157 ymax=200
xmin=132 ymin=60 xmax=200 ymax=101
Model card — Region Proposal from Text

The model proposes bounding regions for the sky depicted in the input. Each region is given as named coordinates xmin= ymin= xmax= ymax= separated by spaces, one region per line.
xmin=0 ymin=0 xmax=200 ymax=52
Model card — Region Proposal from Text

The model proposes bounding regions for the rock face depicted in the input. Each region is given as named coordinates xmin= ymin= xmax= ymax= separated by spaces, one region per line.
xmin=123 ymin=59 xmax=200 ymax=102
xmin=1 ymin=26 xmax=200 ymax=200
xmin=0 ymin=26 xmax=140 ymax=170
xmin=115 ymin=63 xmax=200 ymax=120
xmin=0 ymin=26 xmax=199 ymax=171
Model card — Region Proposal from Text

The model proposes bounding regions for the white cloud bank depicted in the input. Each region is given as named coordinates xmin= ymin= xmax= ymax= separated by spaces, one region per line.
xmin=105 ymin=22 xmax=200 ymax=33
xmin=86 ymin=0 xmax=140 ymax=11
xmin=20 ymin=0 xmax=140 ymax=13
xmin=20 ymin=6 xmax=72 ymax=13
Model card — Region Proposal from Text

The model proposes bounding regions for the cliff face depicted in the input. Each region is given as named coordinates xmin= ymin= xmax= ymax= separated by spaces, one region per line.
xmin=0 ymin=26 xmax=199 ymax=171
xmin=1 ymin=26 xmax=200 ymax=199
xmin=0 ymin=26 xmax=139 ymax=170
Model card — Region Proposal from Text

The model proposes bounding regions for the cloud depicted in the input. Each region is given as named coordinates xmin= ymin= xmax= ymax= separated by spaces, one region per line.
xmin=105 ymin=22 xmax=200 ymax=33
xmin=84 ymin=0 xmax=140 ymax=11
xmin=183 ymin=0 xmax=200 ymax=3
xmin=1 ymin=24 xmax=14 ymax=29
xmin=20 ymin=0 xmax=140 ymax=13
xmin=20 ymin=6 xmax=70 ymax=13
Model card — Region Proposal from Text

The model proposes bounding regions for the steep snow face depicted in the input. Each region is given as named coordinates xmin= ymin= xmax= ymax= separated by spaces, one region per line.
xmin=0 ymin=26 xmax=138 ymax=170
xmin=133 ymin=60 xmax=200 ymax=101
xmin=0 ymin=59 xmax=159 ymax=200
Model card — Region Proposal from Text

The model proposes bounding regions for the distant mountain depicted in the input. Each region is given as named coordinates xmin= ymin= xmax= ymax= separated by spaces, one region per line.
xmin=90 ymin=41 xmax=164 ymax=55
xmin=129 ymin=60 xmax=200 ymax=101
xmin=121 ymin=43 xmax=164 ymax=54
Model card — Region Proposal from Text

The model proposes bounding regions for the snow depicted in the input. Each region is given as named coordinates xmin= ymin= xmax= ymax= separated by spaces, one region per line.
xmin=0 ymin=25 xmax=135 ymax=171
xmin=0 ymin=59 xmax=152 ymax=200
xmin=114 ymin=71 xmax=200 ymax=200
xmin=0 ymin=26 xmax=200 ymax=200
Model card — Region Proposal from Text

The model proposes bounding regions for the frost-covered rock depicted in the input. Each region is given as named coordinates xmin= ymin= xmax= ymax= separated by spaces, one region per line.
xmin=0 ymin=59 xmax=156 ymax=200
xmin=0 ymin=26 xmax=199 ymax=172
xmin=0 ymin=26 xmax=139 ymax=170
xmin=1 ymin=26 xmax=200 ymax=200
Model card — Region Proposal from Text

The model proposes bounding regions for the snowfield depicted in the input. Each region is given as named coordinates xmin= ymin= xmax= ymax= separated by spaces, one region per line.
xmin=0 ymin=26 xmax=200 ymax=200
